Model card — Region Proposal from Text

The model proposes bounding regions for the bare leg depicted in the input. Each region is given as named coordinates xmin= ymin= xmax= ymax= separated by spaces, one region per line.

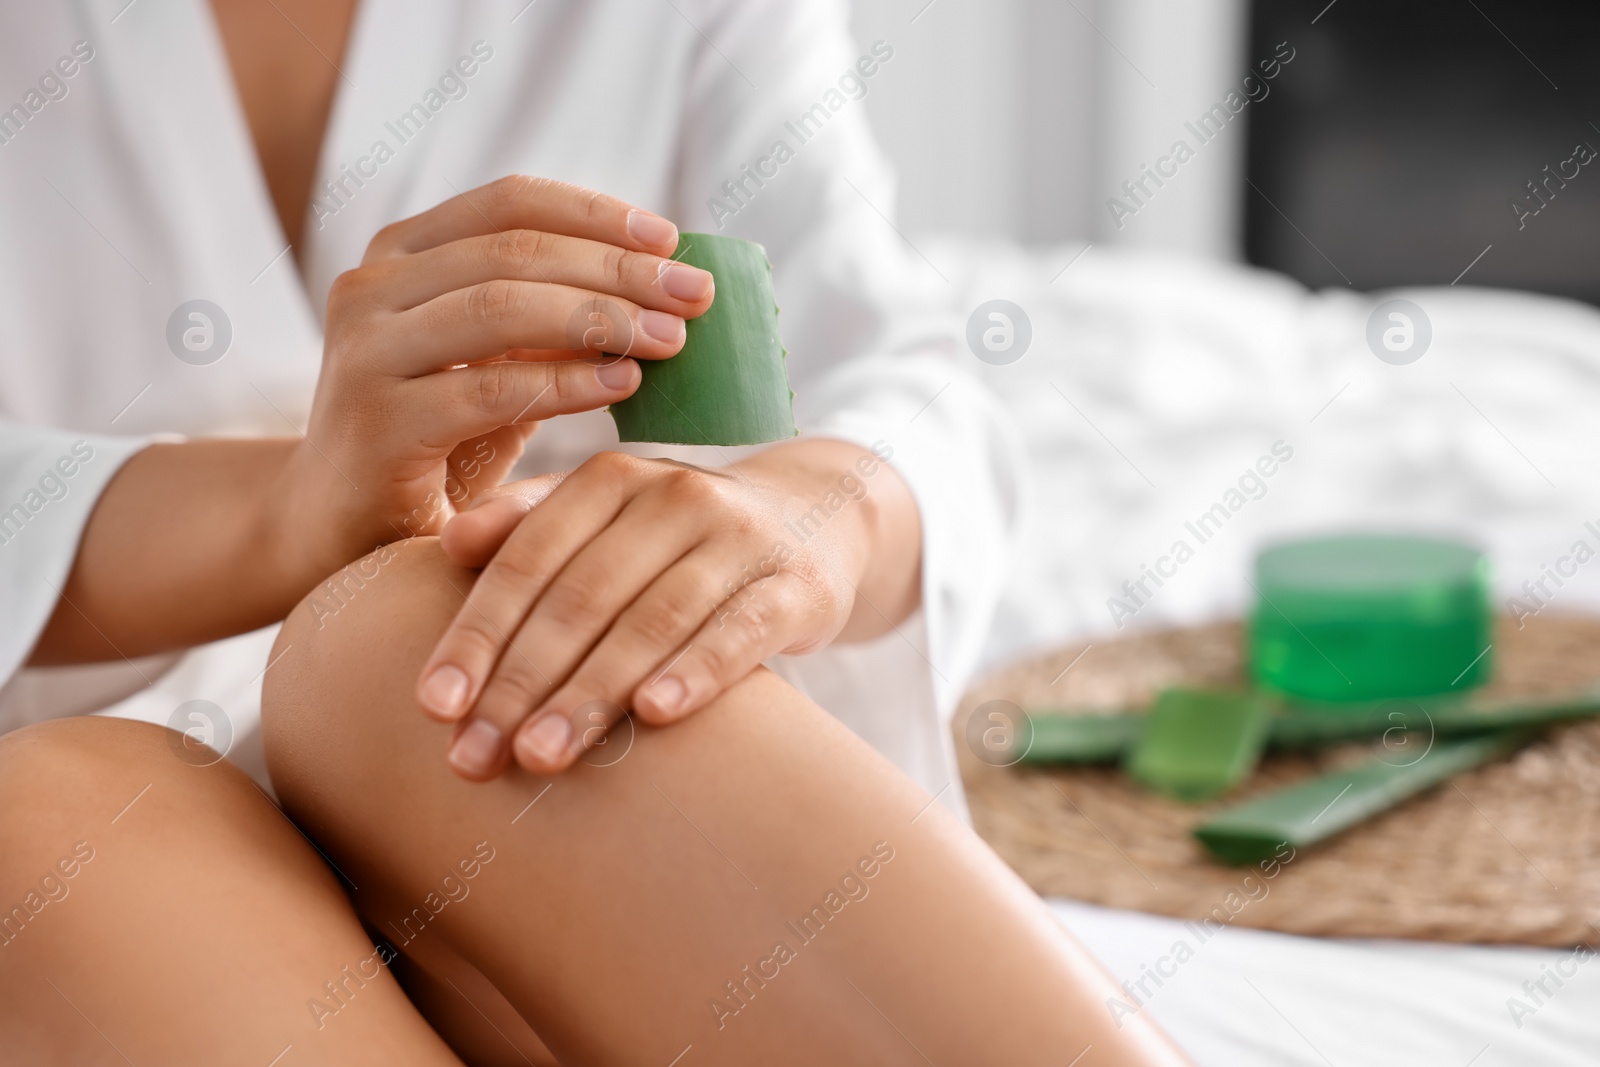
xmin=0 ymin=716 xmax=463 ymax=1066
xmin=264 ymin=539 xmax=1190 ymax=1066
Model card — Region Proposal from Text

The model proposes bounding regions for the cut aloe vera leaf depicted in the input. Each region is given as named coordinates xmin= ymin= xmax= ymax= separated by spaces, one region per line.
xmin=1124 ymin=689 xmax=1272 ymax=802
xmin=607 ymin=233 xmax=796 ymax=446
xmin=1017 ymin=713 xmax=1143 ymax=764
xmin=1018 ymin=688 xmax=1600 ymax=763
xmin=1193 ymin=728 xmax=1531 ymax=865
xmin=1270 ymin=689 xmax=1600 ymax=748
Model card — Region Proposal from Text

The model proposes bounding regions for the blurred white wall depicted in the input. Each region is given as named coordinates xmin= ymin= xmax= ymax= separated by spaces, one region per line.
xmin=850 ymin=0 xmax=1249 ymax=259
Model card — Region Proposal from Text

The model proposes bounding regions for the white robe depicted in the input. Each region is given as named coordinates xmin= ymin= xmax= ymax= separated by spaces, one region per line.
xmin=0 ymin=0 xmax=1021 ymax=815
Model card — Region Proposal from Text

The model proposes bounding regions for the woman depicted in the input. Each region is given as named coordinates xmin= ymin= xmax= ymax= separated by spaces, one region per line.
xmin=0 ymin=0 xmax=1188 ymax=1061
xmin=2 ymin=0 xmax=1010 ymax=810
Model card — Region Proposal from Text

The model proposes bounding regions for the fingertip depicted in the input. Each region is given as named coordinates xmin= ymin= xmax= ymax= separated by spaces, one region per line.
xmin=594 ymin=355 xmax=640 ymax=391
xmin=418 ymin=664 xmax=472 ymax=722
xmin=635 ymin=675 xmax=691 ymax=724
xmin=631 ymin=701 xmax=670 ymax=726
xmin=513 ymin=713 xmax=575 ymax=773
xmin=691 ymin=274 xmax=715 ymax=317
xmin=626 ymin=209 xmax=679 ymax=253
xmin=658 ymin=262 xmax=714 ymax=305
xmin=438 ymin=522 xmax=474 ymax=566
xmin=441 ymin=495 xmax=527 ymax=566
xmin=438 ymin=513 xmax=489 ymax=566
xmin=447 ymin=718 xmax=507 ymax=781
xmin=636 ymin=309 xmax=686 ymax=351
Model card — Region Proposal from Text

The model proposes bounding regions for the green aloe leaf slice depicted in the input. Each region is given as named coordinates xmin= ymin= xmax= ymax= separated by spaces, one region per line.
xmin=1123 ymin=688 xmax=1273 ymax=802
xmin=608 ymin=233 xmax=796 ymax=446
xmin=1017 ymin=689 xmax=1600 ymax=764
xmin=1192 ymin=729 xmax=1531 ymax=865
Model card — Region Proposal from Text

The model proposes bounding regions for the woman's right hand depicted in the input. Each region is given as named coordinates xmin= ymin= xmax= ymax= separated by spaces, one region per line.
xmin=274 ymin=175 xmax=715 ymax=579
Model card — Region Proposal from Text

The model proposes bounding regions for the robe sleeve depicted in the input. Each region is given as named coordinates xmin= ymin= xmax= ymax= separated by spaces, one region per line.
xmin=0 ymin=423 xmax=151 ymax=685
xmin=663 ymin=0 xmax=1025 ymax=717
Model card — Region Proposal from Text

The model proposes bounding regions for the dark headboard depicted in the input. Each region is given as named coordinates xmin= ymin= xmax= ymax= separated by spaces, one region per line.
xmin=1244 ymin=0 xmax=1600 ymax=304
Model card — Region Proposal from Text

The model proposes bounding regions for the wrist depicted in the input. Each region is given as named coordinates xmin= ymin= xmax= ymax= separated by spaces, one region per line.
xmin=736 ymin=439 xmax=874 ymax=563
xmin=733 ymin=437 xmax=920 ymax=637
xmin=261 ymin=439 xmax=369 ymax=600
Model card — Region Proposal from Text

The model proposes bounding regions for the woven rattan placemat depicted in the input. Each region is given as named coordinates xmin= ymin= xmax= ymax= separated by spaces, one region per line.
xmin=956 ymin=614 xmax=1600 ymax=946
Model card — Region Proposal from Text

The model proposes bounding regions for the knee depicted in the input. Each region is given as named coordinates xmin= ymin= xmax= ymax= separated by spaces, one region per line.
xmin=262 ymin=538 xmax=475 ymax=826
xmin=0 ymin=716 xmax=167 ymax=820
xmin=0 ymin=716 xmax=248 ymax=866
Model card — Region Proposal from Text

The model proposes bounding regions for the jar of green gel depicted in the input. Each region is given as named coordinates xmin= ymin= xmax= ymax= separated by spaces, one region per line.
xmin=1249 ymin=534 xmax=1492 ymax=704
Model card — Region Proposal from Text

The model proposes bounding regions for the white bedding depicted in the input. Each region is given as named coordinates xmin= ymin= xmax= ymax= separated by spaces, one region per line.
xmin=933 ymin=239 xmax=1600 ymax=658
xmin=1052 ymin=899 xmax=1599 ymax=1066
xmin=942 ymin=239 xmax=1600 ymax=1062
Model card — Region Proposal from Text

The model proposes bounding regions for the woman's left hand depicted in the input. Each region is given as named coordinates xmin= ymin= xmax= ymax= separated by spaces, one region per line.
xmin=414 ymin=438 xmax=920 ymax=779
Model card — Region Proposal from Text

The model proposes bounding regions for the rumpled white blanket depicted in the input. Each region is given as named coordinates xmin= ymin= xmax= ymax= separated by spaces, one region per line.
xmin=937 ymin=239 xmax=1600 ymax=661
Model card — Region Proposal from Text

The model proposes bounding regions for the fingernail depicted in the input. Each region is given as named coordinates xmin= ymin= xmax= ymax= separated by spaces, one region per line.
xmin=638 ymin=309 xmax=685 ymax=345
xmin=448 ymin=719 xmax=502 ymax=776
xmin=627 ymin=209 xmax=677 ymax=249
xmin=643 ymin=675 xmax=687 ymax=719
xmin=517 ymin=714 xmax=573 ymax=767
xmin=594 ymin=356 xmax=638 ymax=390
xmin=419 ymin=665 xmax=470 ymax=719
xmin=659 ymin=262 xmax=713 ymax=301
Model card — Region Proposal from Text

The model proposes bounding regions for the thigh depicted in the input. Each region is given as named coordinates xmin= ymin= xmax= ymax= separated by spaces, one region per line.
xmin=0 ymin=715 xmax=462 ymax=1066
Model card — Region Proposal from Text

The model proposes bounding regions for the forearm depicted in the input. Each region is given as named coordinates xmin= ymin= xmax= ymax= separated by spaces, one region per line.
xmin=734 ymin=436 xmax=922 ymax=642
xmin=29 ymin=438 xmax=324 ymax=664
